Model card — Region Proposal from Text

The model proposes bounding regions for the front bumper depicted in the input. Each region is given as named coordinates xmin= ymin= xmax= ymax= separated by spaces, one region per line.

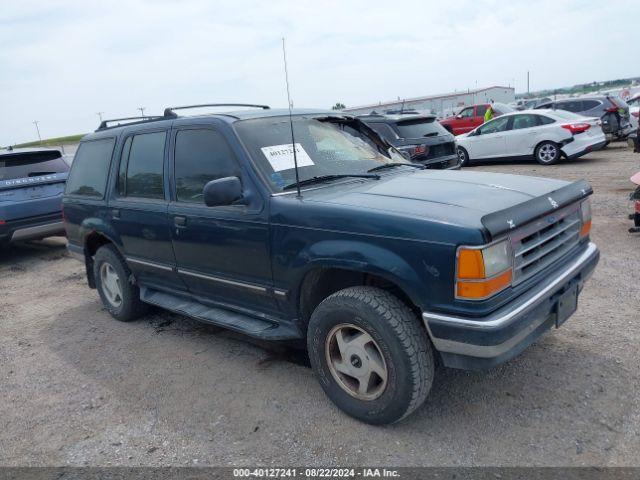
xmin=422 ymin=242 xmax=599 ymax=370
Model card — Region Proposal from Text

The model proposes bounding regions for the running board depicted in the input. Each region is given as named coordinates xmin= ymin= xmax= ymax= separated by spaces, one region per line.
xmin=140 ymin=287 xmax=299 ymax=340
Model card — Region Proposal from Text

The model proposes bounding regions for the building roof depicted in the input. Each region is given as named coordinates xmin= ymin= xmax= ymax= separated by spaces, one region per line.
xmin=343 ymin=86 xmax=514 ymax=112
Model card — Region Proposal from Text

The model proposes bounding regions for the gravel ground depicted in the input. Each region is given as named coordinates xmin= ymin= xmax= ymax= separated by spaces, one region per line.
xmin=1 ymin=143 xmax=639 ymax=467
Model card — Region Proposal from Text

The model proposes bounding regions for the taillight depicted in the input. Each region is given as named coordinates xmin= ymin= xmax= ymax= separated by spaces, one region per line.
xmin=411 ymin=145 xmax=428 ymax=157
xmin=0 ymin=220 xmax=5 ymax=225
xmin=561 ymin=123 xmax=591 ymax=134
xmin=635 ymin=200 xmax=640 ymax=214
xmin=605 ymin=106 xmax=618 ymax=113
xmin=632 ymin=112 xmax=639 ymax=118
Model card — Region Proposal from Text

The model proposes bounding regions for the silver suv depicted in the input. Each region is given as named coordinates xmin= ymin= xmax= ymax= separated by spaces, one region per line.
xmin=535 ymin=95 xmax=633 ymax=140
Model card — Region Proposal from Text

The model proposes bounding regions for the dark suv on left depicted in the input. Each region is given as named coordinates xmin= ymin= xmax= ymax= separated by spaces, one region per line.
xmin=357 ymin=113 xmax=459 ymax=169
xmin=0 ymin=147 xmax=69 ymax=245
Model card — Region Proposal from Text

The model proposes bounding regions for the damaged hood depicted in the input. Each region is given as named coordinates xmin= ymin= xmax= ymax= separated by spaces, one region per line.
xmin=272 ymin=169 xmax=590 ymax=242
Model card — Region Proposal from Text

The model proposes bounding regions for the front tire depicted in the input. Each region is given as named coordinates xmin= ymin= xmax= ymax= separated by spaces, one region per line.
xmin=535 ymin=141 xmax=561 ymax=165
xmin=93 ymin=244 xmax=148 ymax=322
xmin=457 ymin=146 xmax=470 ymax=167
xmin=307 ymin=286 xmax=434 ymax=425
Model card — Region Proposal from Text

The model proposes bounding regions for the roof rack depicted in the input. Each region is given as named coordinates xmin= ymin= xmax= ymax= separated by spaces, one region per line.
xmin=163 ymin=103 xmax=270 ymax=117
xmin=97 ymin=115 xmax=166 ymax=131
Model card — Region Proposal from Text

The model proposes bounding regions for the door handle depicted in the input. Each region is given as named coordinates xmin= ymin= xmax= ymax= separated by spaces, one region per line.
xmin=112 ymin=209 xmax=120 ymax=219
xmin=174 ymin=215 xmax=187 ymax=227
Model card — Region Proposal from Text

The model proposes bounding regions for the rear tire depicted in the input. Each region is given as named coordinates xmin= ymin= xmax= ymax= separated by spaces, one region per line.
xmin=307 ymin=286 xmax=434 ymax=425
xmin=93 ymin=244 xmax=148 ymax=322
xmin=534 ymin=141 xmax=561 ymax=165
xmin=457 ymin=146 xmax=470 ymax=167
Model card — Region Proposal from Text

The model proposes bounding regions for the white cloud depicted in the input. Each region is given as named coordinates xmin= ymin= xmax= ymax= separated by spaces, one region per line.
xmin=1 ymin=0 xmax=636 ymax=144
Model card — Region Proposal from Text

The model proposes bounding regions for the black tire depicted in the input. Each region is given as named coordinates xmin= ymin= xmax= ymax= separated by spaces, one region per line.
xmin=307 ymin=286 xmax=434 ymax=425
xmin=534 ymin=141 xmax=561 ymax=165
xmin=93 ymin=244 xmax=148 ymax=322
xmin=457 ymin=146 xmax=470 ymax=167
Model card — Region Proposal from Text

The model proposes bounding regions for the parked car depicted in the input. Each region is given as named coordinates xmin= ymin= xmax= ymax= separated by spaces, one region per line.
xmin=512 ymin=97 xmax=552 ymax=111
xmin=439 ymin=103 xmax=514 ymax=135
xmin=629 ymin=171 xmax=640 ymax=234
xmin=63 ymin=104 xmax=599 ymax=425
xmin=626 ymin=93 xmax=640 ymax=130
xmin=0 ymin=147 xmax=69 ymax=245
xmin=535 ymin=96 xmax=633 ymax=141
xmin=456 ymin=110 xmax=606 ymax=166
xmin=358 ymin=112 xmax=459 ymax=169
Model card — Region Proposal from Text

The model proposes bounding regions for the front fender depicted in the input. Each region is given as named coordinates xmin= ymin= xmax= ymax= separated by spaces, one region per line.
xmin=291 ymin=239 xmax=431 ymax=310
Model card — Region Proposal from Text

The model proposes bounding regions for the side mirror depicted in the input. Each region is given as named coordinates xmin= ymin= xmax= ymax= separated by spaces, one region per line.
xmin=456 ymin=114 xmax=463 ymax=119
xmin=203 ymin=176 xmax=242 ymax=207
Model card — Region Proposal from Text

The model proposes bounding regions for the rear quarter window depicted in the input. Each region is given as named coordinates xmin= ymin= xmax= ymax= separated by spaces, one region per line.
xmin=0 ymin=151 xmax=68 ymax=181
xmin=65 ymin=138 xmax=115 ymax=197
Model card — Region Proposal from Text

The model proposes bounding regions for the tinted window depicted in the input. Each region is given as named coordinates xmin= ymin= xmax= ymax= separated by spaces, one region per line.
xmin=557 ymin=101 xmax=583 ymax=113
xmin=174 ymin=129 xmax=240 ymax=203
xmin=537 ymin=115 xmax=556 ymax=125
xmin=478 ymin=116 xmax=510 ymax=135
xmin=125 ymin=131 xmax=166 ymax=199
xmin=476 ymin=105 xmax=488 ymax=116
xmin=511 ymin=114 xmax=538 ymax=130
xmin=582 ymin=100 xmax=601 ymax=111
xmin=117 ymin=136 xmax=132 ymax=195
xmin=395 ymin=118 xmax=448 ymax=138
xmin=367 ymin=123 xmax=397 ymax=141
xmin=459 ymin=107 xmax=474 ymax=118
xmin=65 ymin=139 xmax=115 ymax=197
xmin=0 ymin=150 xmax=68 ymax=181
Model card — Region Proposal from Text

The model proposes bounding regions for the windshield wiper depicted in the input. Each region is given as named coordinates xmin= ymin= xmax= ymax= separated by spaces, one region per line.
xmin=367 ymin=163 xmax=425 ymax=173
xmin=283 ymin=174 xmax=380 ymax=191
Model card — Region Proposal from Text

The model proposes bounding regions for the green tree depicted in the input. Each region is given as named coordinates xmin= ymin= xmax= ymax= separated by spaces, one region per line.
xmin=331 ymin=102 xmax=346 ymax=110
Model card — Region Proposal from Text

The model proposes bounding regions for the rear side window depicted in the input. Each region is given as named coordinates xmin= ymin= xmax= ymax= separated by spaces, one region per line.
xmin=511 ymin=114 xmax=538 ymax=130
xmin=582 ymin=100 xmax=601 ymax=110
xmin=557 ymin=101 xmax=583 ymax=113
xmin=476 ymin=105 xmax=488 ymax=116
xmin=537 ymin=115 xmax=556 ymax=125
xmin=123 ymin=131 xmax=166 ymax=199
xmin=65 ymin=139 xmax=115 ymax=197
xmin=174 ymin=129 xmax=240 ymax=203
xmin=0 ymin=151 xmax=68 ymax=181
xmin=395 ymin=118 xmax=448 ymax=138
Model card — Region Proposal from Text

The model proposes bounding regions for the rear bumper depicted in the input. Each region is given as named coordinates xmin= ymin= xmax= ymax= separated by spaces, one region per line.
xmin=0 ymin=212 xmax=65 ymax=244
xmin=422 ymin=242 xmax=599 ymax=370
xmin=562 ymin=140 xmax=607 ymax=160
xmin=420 ymin=154 xmax=460 ymax=170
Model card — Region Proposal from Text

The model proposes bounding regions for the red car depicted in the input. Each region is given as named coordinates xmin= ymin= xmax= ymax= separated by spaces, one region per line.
xmin=439 ymin=102 xmax=514 ymax=135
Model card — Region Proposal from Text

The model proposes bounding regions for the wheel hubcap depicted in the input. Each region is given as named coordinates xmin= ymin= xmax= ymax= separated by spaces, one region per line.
xmin=100 ymin=262 xmax=123 ymax=308
xmin=457 ymin=148 xmax=466 ymax=163
xmin=325 ymin=323 xmax=388 ymax=401
xmin=539 ymin=144 xmax=557 ymax=162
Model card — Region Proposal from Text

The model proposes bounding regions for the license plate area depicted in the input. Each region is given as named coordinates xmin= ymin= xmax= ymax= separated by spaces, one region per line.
xmin=556 ymin=284 xmax=578 ymax=328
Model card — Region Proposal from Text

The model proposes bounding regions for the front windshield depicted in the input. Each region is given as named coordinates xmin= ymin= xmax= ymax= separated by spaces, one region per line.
xmin=235 ymin=116 xmax=407 ymax=191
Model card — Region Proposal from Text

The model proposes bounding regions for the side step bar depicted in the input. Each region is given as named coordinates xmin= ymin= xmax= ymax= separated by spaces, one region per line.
xmin=140 ymin=287 xmax=300 ymax=341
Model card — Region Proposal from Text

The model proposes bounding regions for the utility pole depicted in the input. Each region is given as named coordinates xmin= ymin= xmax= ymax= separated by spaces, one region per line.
xmin=33 ymin=121 xmax=42 ymax=144
xmin=138 ymin=107 xmax=146 ymax=118
xmin=527 ymin=71 xmax=530 ymax=95
xmin=96 ymin=112 xmax=104 ymax=122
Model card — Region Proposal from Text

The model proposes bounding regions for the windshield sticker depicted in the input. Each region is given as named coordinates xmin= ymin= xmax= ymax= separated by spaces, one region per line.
xmin=261 ymin=143 xmax=314 ymax=172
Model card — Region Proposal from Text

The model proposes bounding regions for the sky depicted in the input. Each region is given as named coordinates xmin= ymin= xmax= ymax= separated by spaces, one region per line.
xmin=1 ymin=0 xmax=637 ymax=145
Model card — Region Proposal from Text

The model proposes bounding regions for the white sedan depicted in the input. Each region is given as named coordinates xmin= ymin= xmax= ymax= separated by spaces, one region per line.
xmin=456 ymin=109 xmax=607 ymax=166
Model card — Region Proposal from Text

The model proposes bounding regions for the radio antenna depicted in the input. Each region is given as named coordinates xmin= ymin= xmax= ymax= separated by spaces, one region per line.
xmin=282 ymin=37 xmax=301 ymax=198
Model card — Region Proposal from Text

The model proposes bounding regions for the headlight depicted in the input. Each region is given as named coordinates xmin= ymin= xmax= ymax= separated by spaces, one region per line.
xmin=580 ymin=199 xmax=591 ymax=238
xmin=456 ymin=239 xmax=512 ymax=300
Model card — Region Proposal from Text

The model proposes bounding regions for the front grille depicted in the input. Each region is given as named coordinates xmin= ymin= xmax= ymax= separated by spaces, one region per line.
xmin=510 ymin=203 xmax=582 ymax=285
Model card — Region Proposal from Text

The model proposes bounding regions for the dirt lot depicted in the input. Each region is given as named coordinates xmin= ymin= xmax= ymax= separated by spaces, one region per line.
xmin=1 ymin=144 xmax=639 ymax=467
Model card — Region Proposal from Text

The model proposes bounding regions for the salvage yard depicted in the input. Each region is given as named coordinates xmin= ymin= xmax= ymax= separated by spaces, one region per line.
xmin=1 ymin=144 xmax=639 ymax=467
